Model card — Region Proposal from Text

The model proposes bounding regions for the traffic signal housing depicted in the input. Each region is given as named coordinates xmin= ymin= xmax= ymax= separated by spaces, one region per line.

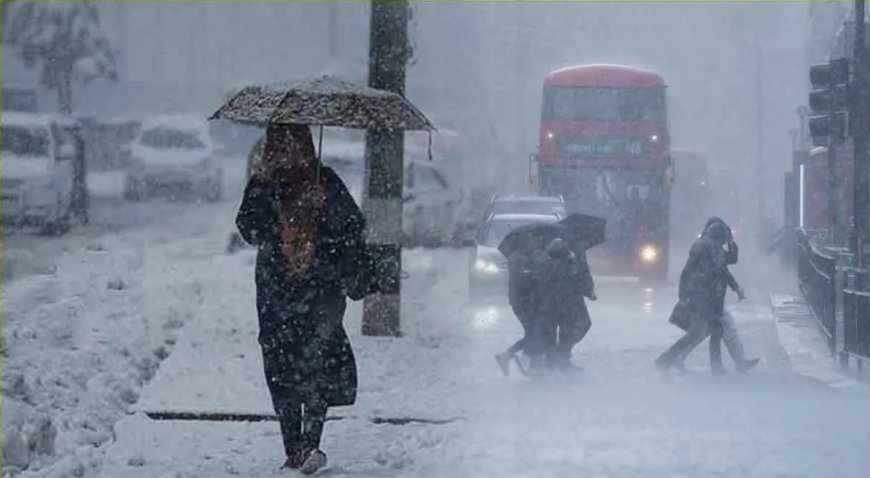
xmin=809 ymin=58 xmax=850 ymax=146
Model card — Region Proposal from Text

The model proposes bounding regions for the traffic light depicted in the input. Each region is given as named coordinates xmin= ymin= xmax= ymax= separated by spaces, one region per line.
xmin=808 ymin=58 xmax=850 ymax=146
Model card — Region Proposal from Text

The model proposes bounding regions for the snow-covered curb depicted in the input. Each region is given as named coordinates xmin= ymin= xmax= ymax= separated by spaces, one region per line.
xmin=769 ymin=293 xmax=868 ymax=392
xmin=2 ymin=201 xmax=234 ymax=477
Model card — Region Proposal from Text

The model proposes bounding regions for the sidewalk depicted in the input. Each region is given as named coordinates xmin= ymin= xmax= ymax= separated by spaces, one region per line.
xmin=769 ymin=293 xmax=869 ymax=391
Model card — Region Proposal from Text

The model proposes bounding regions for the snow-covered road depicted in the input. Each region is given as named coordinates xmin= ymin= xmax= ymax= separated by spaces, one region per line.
xmin=4 ymin=160 xmax=868 ymax=477
xmin=101 ymin=247 xmax=868 ymax=478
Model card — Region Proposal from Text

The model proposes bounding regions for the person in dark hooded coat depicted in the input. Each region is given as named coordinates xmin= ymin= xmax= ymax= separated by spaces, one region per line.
xmin=235 ymin=123 xmax=364 ymax=474
xmin=655 ymin=219 xmax=734 ymax=371
xmin=534 ymin=238 xmax=597 ymax=372
xmin=701 ymin=217 xmax=759 ymax=375
xmin=495 ymin=234 xmax=543 ymax=376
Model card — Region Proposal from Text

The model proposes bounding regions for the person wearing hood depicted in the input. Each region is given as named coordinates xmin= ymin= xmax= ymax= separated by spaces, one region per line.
xmin=701 ymin=217 xmax=760 ymax=375
xmin=534 ymin=237 xmax=597 ymax=372
xmin=495 ymin=234 xmax=544 ymax=376
xmin=655 ymin=218 xmax=736 ymax=371
xmin=235 ymin=123 xmax=365 ymax=474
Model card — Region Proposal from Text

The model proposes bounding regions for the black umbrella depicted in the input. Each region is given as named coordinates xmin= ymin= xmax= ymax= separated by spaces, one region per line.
xmin=558 ymin=213 xmax=606 ymax=250
xmin=497 ymin=213 xmax=606 ymax=258
xmin=497 ymin=222 xmax=561 ymax=258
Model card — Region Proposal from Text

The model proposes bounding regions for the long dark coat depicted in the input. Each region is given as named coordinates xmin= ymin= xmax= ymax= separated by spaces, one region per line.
xmin=507 ymin=250 xmax=537 ymax=323
xmin=533 ymin=243 xmax=594 ymax=330
xmin=669 ymin=222 xmax=738 ymax=330
xmin=236 ymin=166 xmax=364 ymax=407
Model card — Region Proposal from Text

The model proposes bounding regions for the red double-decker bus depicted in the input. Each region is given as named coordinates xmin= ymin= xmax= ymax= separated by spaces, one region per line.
xmin=533 ymin=64 xmax=672 ymax=281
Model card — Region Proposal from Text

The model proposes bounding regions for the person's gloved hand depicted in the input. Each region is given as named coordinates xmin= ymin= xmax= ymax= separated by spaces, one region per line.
xmin=588 ymin=290 xmax=598 ymax=301
xmin=735 ymin=287 xmax=747 ymax=301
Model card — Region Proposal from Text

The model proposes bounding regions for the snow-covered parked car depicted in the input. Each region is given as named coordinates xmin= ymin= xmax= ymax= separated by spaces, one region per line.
xmin=123 ymin=116 xmax=222 ymax=202
xmin=1 ymin=112 xmax=80 ymax=233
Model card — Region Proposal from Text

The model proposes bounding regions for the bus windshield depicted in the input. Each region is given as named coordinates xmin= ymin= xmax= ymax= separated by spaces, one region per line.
xmin=547 ymin=169 xmax=665 ymax=242
xmin=541 ymin=86 xmax=665 ymax=123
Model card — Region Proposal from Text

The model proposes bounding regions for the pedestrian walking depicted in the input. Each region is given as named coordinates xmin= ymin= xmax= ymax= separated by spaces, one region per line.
xmin=534 ymin=238 xmax=597 ymax=373
xmin=702 ymin=217 xmax=760 ymax=375
xmin=235 ymin=123 xmax=365 ymax=474
xmin=655 ymin=219 xmax=733 ymax=371
xmin=495 ymin=237 xmax=543 ymax=376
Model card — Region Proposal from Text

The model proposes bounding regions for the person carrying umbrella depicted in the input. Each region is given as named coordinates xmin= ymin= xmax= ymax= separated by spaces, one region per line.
xmin=496 ymin=214 xmax=604 ymax=376
xmin=235 ymin=123 xmax=364 ymax=474
xmin=533 ymin=237 xmax=597 ymax=372
xmin=495 ymin=232 xmax=545 ymax=376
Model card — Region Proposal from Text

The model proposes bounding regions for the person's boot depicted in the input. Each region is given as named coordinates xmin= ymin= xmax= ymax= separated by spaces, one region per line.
xmin=494 ymin=352 xmax=512 ymax=377
xmin=736 ymin=357 xmax=760 ymax=373
xmin=280 ymin=447 xmax=306 ymax=470
xmin=299 ymin=449 xmax=327 ymax=475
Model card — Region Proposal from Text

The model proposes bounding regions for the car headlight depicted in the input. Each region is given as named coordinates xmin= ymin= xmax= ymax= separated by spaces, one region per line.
xmin=639 ymin=244 xmax=660 ymax=264
xmin=474 ymin=258 xmax=500 ymax=274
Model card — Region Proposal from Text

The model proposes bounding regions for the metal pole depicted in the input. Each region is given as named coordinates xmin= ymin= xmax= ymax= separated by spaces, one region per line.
xmin=756 ymin=36 xmax=766 ymax=232
xmin=362 ymin=1 xmax=409 ymax=337
xmin=853 ymin=0 xmax=869 ymax=265
xmin=828 ymin=135 xmax=840 ymax=247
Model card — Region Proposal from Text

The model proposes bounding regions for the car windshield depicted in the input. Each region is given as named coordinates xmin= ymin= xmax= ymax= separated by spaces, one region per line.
xmin=482 ymin=219 xmax=552 ymax=247
xmin=542 ymin=86 xmax=666 ymax=122
xmin=492 ymin=201 xmax=565 ymax=216
xmin=1 ymin=125 xmax=51 ymax=157
xmin=140 ymin=127 xmax=205 ymax=149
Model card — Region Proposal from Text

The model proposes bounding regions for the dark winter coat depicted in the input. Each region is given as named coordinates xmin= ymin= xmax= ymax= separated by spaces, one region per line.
xmin=235 ymin=166 xmax=364 ymax=407
xmin=507 ymin=250 xmax=537 ymax=322
xmin=670 ymin=220 xmax=738 ymax=330
xmin=533 ymin=240 xmax=594 ymax=328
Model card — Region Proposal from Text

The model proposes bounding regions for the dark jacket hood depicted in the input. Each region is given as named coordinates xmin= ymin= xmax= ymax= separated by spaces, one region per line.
xmin=546 ymin=238 xmax=572 ymax=259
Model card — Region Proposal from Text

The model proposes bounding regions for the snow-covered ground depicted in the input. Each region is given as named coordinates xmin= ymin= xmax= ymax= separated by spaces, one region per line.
xmin=1 ymin=156 xmax=249 ymax=477
xmin=3 ymin=156 xmax=868 ymax=477
xmin=102 ymin=250 xmax=867 ymax=477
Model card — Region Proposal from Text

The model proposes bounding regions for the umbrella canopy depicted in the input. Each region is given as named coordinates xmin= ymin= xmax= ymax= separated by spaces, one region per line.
xmin=558 ymin=213 xmax=606 ymax=250
xmin=497 ymin=222 xmax=560 ymax=258
xmin=497 ymin=213 xmax=606 ymax=258
xmin=210 ymin=75 xmax=435 ymax=131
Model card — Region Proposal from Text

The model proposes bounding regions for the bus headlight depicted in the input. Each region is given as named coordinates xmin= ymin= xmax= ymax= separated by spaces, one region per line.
xmin=474 ymin=259 xmax=500 ymax=274
xmin=639 ymin=244 xmax=660 ymax=264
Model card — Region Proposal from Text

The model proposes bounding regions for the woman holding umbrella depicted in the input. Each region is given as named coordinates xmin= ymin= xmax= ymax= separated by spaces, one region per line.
xmin=235 ymin=123 xmax=364 ymax=474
